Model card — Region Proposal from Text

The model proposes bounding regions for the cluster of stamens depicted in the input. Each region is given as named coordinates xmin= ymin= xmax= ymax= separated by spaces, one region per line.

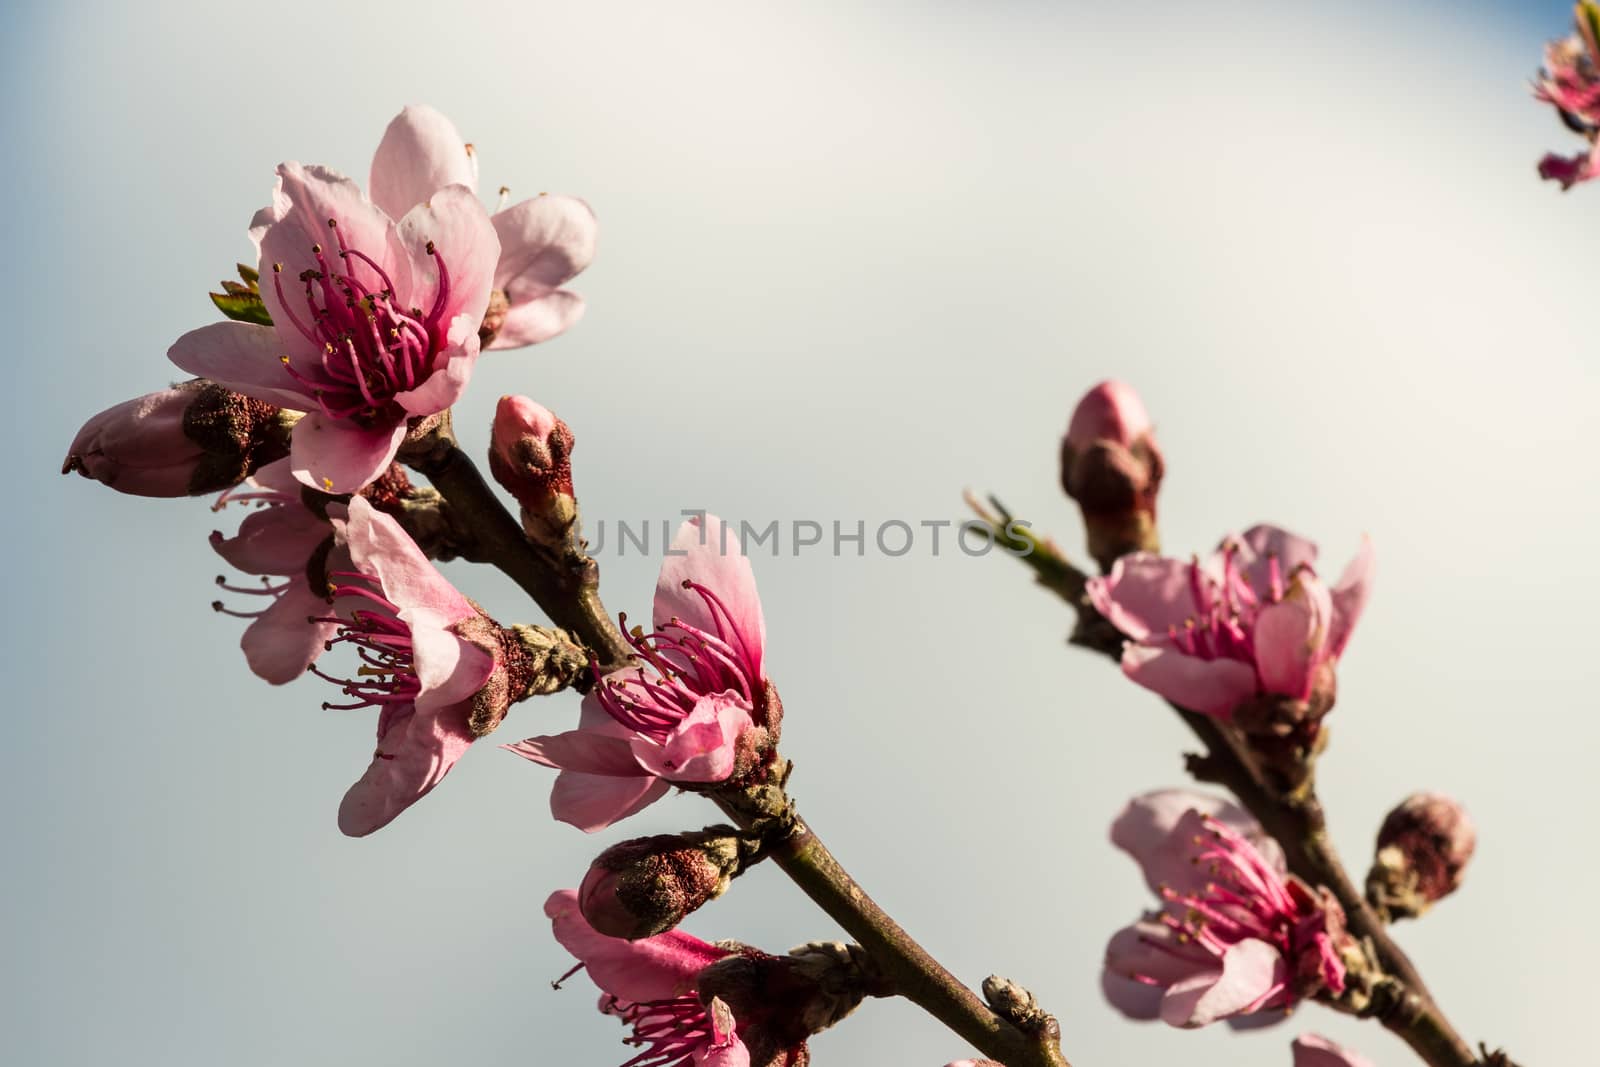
xmin=1164 ymin=544 xmax=1294 ymax=665
xmin=602 ymin=994 xmax=731 ymax=1067
xmin=210 ymin=481 xmax=305 ymax=618
xmin=594 ymin=580 xmax=760 ymax=740
xmin=271 ymin=219 xmax=453 ymax=425
xmin=308 ymin=572 xmax=420 ymax=712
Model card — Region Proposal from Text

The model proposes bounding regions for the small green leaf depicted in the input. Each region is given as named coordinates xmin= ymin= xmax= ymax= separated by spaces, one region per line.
xmin=209 ymin=262 xmax=271 ymax=325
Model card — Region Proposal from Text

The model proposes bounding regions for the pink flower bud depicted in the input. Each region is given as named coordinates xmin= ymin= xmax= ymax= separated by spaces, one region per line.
xmin=1367 ymin=792 xmax=1476 ymax=920
xmin=579 ymin=828 xmax=746 ymax=940
xmin=1059 ymin=380 xmax=1164 ymax=571
xmin=487 ymin=394 xmax=576 ymax=539
xmin=63 ymin=381 xmax=288 ymax=497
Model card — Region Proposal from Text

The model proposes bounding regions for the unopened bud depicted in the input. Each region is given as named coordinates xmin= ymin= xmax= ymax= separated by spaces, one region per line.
xmin=63 ymin=380 xmax=290 ymax=497
xmin=580 ymin=826 xmax=748 ymax=940
xmin=1367 ymin=792 xmax=1476 ymax=920
xmin=488 ymin=394 xmax=576 ymax=542
xmin=1059 ymin=380 xmax=1164 ymax=571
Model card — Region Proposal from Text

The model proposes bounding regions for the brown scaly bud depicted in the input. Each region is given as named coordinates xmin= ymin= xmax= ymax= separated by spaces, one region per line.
xmin=455 ymin=620 xmax=589 ymax=738
xmin=697 ymin=940 xmax=893 ymax=1067
xmin=63 ymin=379 xmax=292 ymax=497
xmin=1059 ymin=380 xmax=1164 ymax=572
xmin=488 ymin=394 xmax=577 ymax=545
xmin=1367 ymin=792 xmax=1477 ymax=921
xmin=579 ymin=826 xmax=751 ymax=940
xmin=981 ymin=975 xmax=1059 ymax=1041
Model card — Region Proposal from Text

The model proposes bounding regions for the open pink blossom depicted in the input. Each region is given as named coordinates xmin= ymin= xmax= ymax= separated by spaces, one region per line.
xmin=312 ymin=496 xmax=542 ymax=836
xmin=1535 ymin=6 xmax=1600 ymax=189
xmin=369 ymin=105 xmax=597 ymax=349
xmin=1293 ymin=1034 xmax=1376 ymax=1067
xmin=1087 ymin=524 xmax=1374 ymax=720
xmin=508 ymin=514 xmax=778 ymax=832
xmin=211 ymin=458 xmax=340 ymax=684
xmin=546 ymin=889 xmax=749 ymax=1067
xmin=169 ymin=160 xmax=499 ymax=494
xmin=1103 ymin=791 xmax=1350 ymax=1028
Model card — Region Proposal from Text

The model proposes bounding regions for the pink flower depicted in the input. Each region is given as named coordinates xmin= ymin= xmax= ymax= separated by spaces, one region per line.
xmin=369 ymin=105 xmax=597 ymax=349
xmin=211 ymin=458 xmax=341 ymax=683
xmin=1535 ymin=6 xmax=1600 ymax=190
xmin=169 ymin=159 xmax=499 ymax=494
xmin=1103 ymin=790 xmax=1350 ymax=1028
xmin=314 ymin=496 xmax=534 ymax=835
xmin=64 ymin=381 xmax=286 ymax=497
xmin=546 ymin=889 xmax=750 ymax=1067
xmin=507 ymin=514 xmax=778 ymax=832
xmin=1293 ymin=1034 xmax=1376 ymax=1067
xmin=1087 ymin=524 xmax=1374 ymax=720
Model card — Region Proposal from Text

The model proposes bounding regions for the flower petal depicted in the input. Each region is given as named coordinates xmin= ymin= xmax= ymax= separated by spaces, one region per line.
xmin=396 ymin=184 xmax=500 ymax=330
xmin=1327 ymin=535 xmax=1374 ymax=659
xmin=167 ymin=321 xmax=311 ymax=410
xmin=629 ymin=695 xmax=752 ymax=784
xmin=1087 ymin=553 xmax=1202 ymax=640
xmin=487 ymin=289 xmax=587 ymax=349
xmin=337 ymin=699 xmax=475 ymax=836
xmin=212 ymin=500 xmax=330 ymax=576
xmin=1293 ymin=1034 xmax=1377 ymax=1067
xmin=655 ymin=514 xmax=766 ymax=681
xmin=492 ymin=194 xmax=597 ymax=293
xmin=1159 ymin=938 xmax=1286 ymax=1028
xmin=289 ymin=415 xmax=405 ymax=495
xmin=504 ymin=728 xmax=649 ymax=777
xmin=393 ymin=314 xmax=480 ymax=416
xmin=240 ymin=580 xmax=340 ymax=684
xmin=548 ymin=769 xmax=670 ymax=832
xmin=369 ymin=105 xmax=478 ymax=221
xmin=1121 ymin=639 xmax=1257 ymax=718
xmin=1253 ymin=574 xmax=1333 ymax=701
xmin=1111 ymin=789 xmax=1281 ymax=894
xmin=544 ymin=889 xmax=724 ymax=1002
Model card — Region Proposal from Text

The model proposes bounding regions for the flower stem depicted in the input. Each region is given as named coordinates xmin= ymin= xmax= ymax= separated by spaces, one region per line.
xmin=715 ymin=784 xmax=1073 ymax=1067
xmin=403 ymin=421 xmax=633 ymax=671
xmin=972 ymin=504 xmax=1488 ymax=1067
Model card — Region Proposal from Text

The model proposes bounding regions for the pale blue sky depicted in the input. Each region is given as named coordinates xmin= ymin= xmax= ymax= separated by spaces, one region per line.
xmin=2 ymin=2 xmax=1590 ymax=1065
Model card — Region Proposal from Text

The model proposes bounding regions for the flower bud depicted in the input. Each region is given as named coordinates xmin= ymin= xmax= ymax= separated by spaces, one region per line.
xmin=488 ymin=394 xmax=576 ymax=543
xmin=579 ymin=826 xmax=749 ymax=940
xmin=1366 ymin=792 xmax=1476 ymax=920
xmin=63 ymin=380 xmax=289 ymax=497
xmin=1059 ymin=380 xmax=1164 ymax=571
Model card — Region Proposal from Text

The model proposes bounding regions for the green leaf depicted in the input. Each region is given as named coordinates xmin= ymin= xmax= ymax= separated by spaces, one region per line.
xmin=209 ymin=262 xmax=271 ymax=325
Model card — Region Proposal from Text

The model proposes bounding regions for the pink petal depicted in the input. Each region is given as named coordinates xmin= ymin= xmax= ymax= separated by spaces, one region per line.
xmin=1104 ymin=919 xmax=1214 ymax=989
xmin=1088 ymin=553 xmax=1202 ymax=640
xmin=393 ymin=314 xmax=480 ymax=416
xmin=1100 ymin=970 xmax=1165 ymax=1021
xmin=1539 ymin=145 xmax=1600 ymax=189
xmin=1232 ymin=524 xmax=1319 ymax=595
xmin=702 ymin=1035 xmax=751 ymax=1067
xmin=1293 ymin=1034 xmax=1377 ymax=1067
xmin=256 ymin=163 xmax=412 ymax=348
xmin=337 ymin=699 xmax=475 ymax=836
xmin=1327 ymin=535 xmax=1374 ymax=659
xmin=369 ymin=105 xmax=478 ymax=221
xmin=240 ymin=580 xmax=340 ymax=684
xmin=1253 ymin=574 xmax=1333 ymax=700
xmin=212 ymin=501 xmax=330 ymax=576
xmin=1065 ymin=380 xmax=1152 ymax=449
xmin=289 ymin=415 xmax=406 ymax=495
xmin=487 ymin=289 xmax=587 ymax=349
xmin=544 ymin=889 xmax=724 ymax=1002
xmin=491 ymin=194 xmax=597 ymax=293
xmin=655 ymin=514 xmax=766 ymax=680
xmin=1159 ymin=939 xmax=1286 ymax=1028
xmin=396 ymin=184 xmax=500 ymax=330
xmin=548 ymin=769 xmax=670 ymax=832
xmin=630 ymin=695 xmax=752 ymax=784
xmin=1121 ymin=639 xmax=1258 ymax=718
xmin=1111 ymin=789 xmax=1280 ymax=895
xmin=167 ymin=321 xmax=311 ymax=410
xmin=504 ymin=728 xmax=649 ymax=777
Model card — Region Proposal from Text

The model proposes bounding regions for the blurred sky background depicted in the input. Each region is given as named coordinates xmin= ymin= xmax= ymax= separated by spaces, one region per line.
xmin=2 ymin=1 xmax=1593 ymax=1064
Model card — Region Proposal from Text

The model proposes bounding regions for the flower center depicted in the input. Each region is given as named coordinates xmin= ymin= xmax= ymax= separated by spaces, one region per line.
xmin=595 ymin=580 xmax=759 ymax=740
xmin=605 ymin=994 xmax=729 ymax=1067
xmin=271 ymin=220 xmax=453 ymax=425
xmin=309 ymin=571 xmax=420 ymax=711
